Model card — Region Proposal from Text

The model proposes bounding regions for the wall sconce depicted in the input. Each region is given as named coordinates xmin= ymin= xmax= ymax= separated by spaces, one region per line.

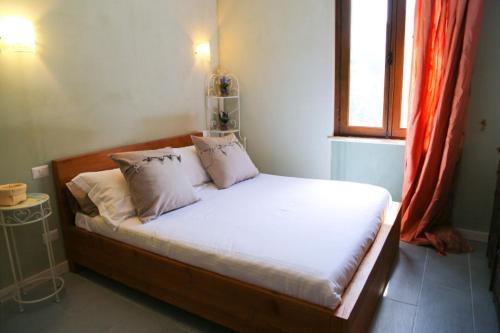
xmin=194 ymin=42 xmax=210 ymax=59
xmin=0 ymin=17 xmax=36 ymax=52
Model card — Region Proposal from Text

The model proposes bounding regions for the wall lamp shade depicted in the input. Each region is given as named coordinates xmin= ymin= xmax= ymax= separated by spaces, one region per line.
xmin=194 ymin=42 xmax=210 ymax=58
xmin=0 ymin=17 xmax=36 ymax=52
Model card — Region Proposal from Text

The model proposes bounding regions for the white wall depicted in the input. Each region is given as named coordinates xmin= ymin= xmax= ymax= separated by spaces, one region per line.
xmin=0 ymin=0 xmax=218 ymax=288
xmin=218 ymin=0 xmax=333 ymax=179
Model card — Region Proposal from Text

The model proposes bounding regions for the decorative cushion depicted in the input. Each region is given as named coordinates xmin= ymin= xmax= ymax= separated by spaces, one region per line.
xmin=173 ymin=145 xmax=211 ymax=186
xmin=191 ymin=134 xmax=259 ymax=189
xmin=111 ymin=147 xmax=199 ymax=222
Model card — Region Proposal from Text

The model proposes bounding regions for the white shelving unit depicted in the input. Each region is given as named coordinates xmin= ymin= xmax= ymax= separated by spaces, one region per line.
xmin=205 ymin=73 xmax=245 ymax=146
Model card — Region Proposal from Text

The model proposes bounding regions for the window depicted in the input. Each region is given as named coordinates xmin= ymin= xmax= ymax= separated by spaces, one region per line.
xmin=334 ymin=0 xmax=415 ymax=138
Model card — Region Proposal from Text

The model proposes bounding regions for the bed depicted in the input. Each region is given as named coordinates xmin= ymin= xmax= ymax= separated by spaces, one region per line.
xmin=52 ymin=133 xmax=401 ymax=333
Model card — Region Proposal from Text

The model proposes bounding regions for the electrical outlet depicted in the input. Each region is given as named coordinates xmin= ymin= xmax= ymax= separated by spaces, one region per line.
xmin=32 ymin=165 xmax=49 ymax=179
xmin=42 ymin=229 xmax=59 ymax=244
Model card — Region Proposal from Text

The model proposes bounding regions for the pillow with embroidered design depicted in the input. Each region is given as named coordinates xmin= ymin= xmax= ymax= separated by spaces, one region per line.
xmin=111 ymin=147 xmax=199 ymax=222
xmin=191 ymin=134 xmax=259 ymax=189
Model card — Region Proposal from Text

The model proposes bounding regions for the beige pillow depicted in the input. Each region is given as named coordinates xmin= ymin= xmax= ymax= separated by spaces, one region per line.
xmin=65 ymin=181 xmax=99 ymax=216
xmin=111 ymin=147 xmax=199 ymax=222
xmin=72 ymin=168 xmax=135 ymax=229
xmin=191 ymin=134 xmax=259 ymax=189
xmin=173 ymin=145 xmax=211 ymax=186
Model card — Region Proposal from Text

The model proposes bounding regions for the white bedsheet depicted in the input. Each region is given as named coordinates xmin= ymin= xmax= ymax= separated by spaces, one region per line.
xmin=75 ymin=174 xmax=392 ymax=309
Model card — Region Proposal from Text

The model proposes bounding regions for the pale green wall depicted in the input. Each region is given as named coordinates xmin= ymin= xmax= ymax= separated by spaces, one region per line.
xmin=451 ymin=0 xmax=500 ymax=233
xmin=0 ymin=0 xmax=218 ymax=289
xmin=0 ymin=0 xmax=497 ymax=292
xmin=218 ymin=0 xmax=499 ymax=235
xmin=331 ymin=142 xmax=405 ymax=202
xmin=218 ymin=0 xmax=333 ymax=179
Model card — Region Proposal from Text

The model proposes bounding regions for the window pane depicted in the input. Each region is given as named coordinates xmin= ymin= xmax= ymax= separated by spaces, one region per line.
xmin=348 ymin=0 xmax=388 ymax=128
xmin=400 ymin=0 xmax=416 ymax=129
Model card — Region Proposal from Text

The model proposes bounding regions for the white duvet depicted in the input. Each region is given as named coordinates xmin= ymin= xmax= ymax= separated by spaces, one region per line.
xmin=75 ymin=174 xmax=392 ymax=309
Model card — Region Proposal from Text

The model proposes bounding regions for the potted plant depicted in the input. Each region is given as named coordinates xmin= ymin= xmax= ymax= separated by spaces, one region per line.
xmin=218 ymin=111 xmax=230 ymax=130
xmin=219 ymin=75 xmax=231 ymax=96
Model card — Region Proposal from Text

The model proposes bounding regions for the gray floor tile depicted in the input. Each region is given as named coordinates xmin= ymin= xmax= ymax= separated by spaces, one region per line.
xmin=73 ymin=287 xmax=165 ymax=331
xmin=0 ymin=303 xmax=5 ymax=332
xmin=425 ymin=250 xmax=470 ymax=292
xmin=385 ymin=242 xmax=427 ymax=305
xmin=1 ymin=298 xmax=69 ymax=333
xmin=468 ymin=241 xmax=499 ymax=333
xmin=413 ymin=283 xmax=474 ymax=333
xmin=2 ymin=242 xmax=497 ymax=333
xmin=170 ymin=313 xmax=234 ymax=333
xmin=470 ymin=242 xmax=489 ymax=274
xmin=53 ymin=276 xmax=106 ymax=316
xmin=38 ymin=314 xmax=111 ymax=333
xmin=369 ymin=298 xmax=417 ymax=333
xmin=469 ymin=241 xmax=488 ymax=262
xmin=473 ymin=292 xmax=498 ymax=333
xmin=470 ymin=255 xmax=491 ymax=295
xmin=103 ymin=306 xmax=193 ymax=333
xmin=74 ymin=269 xmax=233 ymax=333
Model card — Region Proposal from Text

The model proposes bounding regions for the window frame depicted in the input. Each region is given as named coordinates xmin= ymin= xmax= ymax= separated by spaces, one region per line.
xmin=334 ymin=0 xmax=408 ymax=139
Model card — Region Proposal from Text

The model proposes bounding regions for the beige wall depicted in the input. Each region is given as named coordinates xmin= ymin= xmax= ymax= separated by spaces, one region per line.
xmin=0 ymin=0 xmax=218 ymax=288
xmin=218 ymin=0 xmax=333 ymax=179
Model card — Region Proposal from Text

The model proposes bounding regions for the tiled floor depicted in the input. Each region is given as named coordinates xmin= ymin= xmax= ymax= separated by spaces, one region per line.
xmin=0 ymin=241 xmax=497 ymax=333
xmin=370 ymin=241 xmax=498 ymax=333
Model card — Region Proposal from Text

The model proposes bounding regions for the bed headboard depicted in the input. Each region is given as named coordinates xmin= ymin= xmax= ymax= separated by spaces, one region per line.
xmin=52 ymin=132 xmax=201 ymax=230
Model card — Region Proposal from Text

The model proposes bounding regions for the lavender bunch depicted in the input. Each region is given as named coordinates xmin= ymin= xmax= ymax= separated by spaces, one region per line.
xmin=219 ymin=75 xmax=231 ymax=96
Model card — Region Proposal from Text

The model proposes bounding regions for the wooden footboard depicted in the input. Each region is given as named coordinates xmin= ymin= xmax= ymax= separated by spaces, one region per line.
xmin=52 ymin=133 xmax=401 ymax=333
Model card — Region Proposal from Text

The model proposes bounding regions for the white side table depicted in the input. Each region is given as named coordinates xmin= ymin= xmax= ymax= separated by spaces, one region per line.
xmin=0 ymin=193 xmax=64 ymax=312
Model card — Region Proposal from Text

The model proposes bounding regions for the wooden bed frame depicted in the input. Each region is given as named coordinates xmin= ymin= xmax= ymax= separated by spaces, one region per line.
xmin=52 ymin=133 xmax=401 ymax=333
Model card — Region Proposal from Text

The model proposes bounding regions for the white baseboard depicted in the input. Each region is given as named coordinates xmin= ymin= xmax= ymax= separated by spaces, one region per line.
xmin=457 ymin=228 xmax=489 ymax=243
xmin=0 ymin=261 xmax=69 ymax=302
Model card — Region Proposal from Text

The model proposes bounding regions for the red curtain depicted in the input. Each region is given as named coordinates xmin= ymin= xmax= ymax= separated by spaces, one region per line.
xmin=401 ymin=0 xmax=484 ymax=253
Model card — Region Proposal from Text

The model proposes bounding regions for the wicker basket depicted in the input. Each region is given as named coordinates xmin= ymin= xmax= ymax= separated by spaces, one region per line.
xmin=0 ymin=183 xmax=27 ymax=206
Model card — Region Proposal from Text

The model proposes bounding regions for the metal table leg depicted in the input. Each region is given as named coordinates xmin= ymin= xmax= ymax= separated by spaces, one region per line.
xmin=9 ymin=227 xmax=26 ymax=295
xmin=1 ymin=212 xmax=24 ymax=312
xmin=40 ymin=203 xmax=60 ymax=303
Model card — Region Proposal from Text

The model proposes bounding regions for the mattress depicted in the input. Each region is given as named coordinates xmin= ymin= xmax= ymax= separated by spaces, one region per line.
xmin=75 ymin=174 xmax=392 ymax=309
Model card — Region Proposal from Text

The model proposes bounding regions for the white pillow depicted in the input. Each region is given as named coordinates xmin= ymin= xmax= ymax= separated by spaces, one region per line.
xmin=71 ymin=169 xmax=135 ymax=229
xmin=174 ymin=145 xmax=211 ymax=186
